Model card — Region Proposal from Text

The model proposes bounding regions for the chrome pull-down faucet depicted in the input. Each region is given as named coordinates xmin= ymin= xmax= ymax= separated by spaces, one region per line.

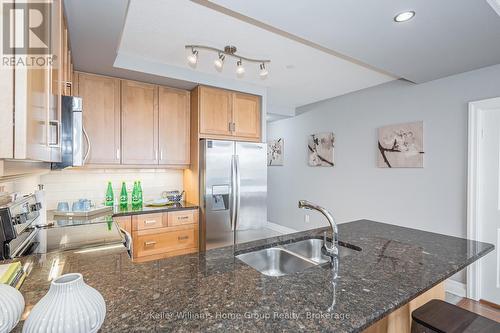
xmin=298 ymin=200 xmax=338 ymax=257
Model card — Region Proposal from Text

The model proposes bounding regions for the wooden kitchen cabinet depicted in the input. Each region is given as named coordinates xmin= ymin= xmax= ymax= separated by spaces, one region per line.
xmin=232 ymin=92 xmax=260 ymax=139
xmin=73 ymin=73 xmax=191 ymax=168
xmin=115 ymin=209 xmax=199 ymax=263
xmin=198 ymin=86 xmax=233 ymax=136
xmin=76 ymin=72 xmax=121 ymax=164
xmin=121 ymin=80 xmax=159 ymax=165
xmin=61 ymin=11 xmax=74 ymax=96
xmin=158 ymin=86 xmax=190 ymax=165
xmin=194 ymin=86 xmax=261 ymax=141
xmin=11 ymin=0 xmax=68 ymax=162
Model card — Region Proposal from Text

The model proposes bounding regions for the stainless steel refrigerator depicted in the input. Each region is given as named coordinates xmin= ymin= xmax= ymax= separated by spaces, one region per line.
xmin=200 ymin=139 xmax=267 ymax=249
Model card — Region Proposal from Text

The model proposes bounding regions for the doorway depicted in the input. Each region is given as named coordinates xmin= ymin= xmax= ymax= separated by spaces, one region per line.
xmin=467 ymin=97 xmax=500 ymax=306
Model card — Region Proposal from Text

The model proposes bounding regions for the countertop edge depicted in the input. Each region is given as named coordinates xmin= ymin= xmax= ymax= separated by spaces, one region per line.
xmin=111 ymin=203 xmax=199 ymax=217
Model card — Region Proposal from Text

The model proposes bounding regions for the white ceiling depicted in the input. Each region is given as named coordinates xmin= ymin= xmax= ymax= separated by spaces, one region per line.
xmin=117 ymin=0 xmax=394 ymax=111
xmin=64 ymin=0 xmax=196 ymax=90
xmin=66 ymin=0 xmax=500 ymax=115
xmin=208 ymin=0 xmax=500 ymax=83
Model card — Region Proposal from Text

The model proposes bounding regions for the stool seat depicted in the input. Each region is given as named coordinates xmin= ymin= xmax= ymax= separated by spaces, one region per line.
xmin=411 ymin=299 xmax=500 ymax=333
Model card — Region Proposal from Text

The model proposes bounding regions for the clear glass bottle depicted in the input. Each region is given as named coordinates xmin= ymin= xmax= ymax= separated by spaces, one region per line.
xmin=105 ymin=182 xmax=114 ymax=207
xmin=119 ymin=182 xmax=128 ymax=209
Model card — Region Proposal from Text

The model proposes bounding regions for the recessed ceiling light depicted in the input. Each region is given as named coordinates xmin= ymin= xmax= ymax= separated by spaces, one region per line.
xmin=394 ymin=11 xmax=415 ymax=22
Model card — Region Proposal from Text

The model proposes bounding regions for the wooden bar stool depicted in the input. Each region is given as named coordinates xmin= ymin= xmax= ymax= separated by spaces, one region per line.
xmin=411 ymin=299 xmax=500 ymax=333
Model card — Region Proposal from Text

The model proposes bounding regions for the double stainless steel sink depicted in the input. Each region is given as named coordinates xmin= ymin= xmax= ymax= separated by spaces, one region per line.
xmin=236 ymin=238 xmax=360 ymax=277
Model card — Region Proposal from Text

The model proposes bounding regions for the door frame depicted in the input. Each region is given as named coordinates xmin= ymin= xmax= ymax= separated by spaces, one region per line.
xmin=467 ymin=97 xmax=500 ymax=300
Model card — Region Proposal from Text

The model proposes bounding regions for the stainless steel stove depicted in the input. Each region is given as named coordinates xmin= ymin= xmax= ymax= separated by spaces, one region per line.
xmin=0 ymin=194 xmax=42 ymax=260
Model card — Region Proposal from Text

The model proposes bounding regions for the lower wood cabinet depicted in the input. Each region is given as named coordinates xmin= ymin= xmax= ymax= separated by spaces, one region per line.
xmin=135 ymin=225 xmax=198 ymax=259
xmin=115 ymin=209 xmax=199 ymax=263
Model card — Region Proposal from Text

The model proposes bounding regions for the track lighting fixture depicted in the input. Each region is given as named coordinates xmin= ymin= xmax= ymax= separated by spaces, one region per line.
xmin=236 ymin=59 xmax=245 ymax=76
xmin=187 ymin=48 xmax=198 ymax=65
xmin=214 ymin=53 xmax=225 ymax=70
xmin=259 ymin=63 xmax=268 ymax=79
xmin=185 ymin=44 xmax=270 ymax=78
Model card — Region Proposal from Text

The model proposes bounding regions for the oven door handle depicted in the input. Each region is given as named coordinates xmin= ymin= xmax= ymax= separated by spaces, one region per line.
xmin=11 ymin=227 xmax=40 ymax=258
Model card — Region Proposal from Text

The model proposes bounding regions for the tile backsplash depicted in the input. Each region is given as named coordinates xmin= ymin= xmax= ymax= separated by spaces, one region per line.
xmin=40 ymin=169 xmax=184 ymax=209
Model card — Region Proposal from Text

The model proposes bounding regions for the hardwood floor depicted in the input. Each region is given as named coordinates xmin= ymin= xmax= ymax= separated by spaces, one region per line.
xmin=454 ymin=298 xmax=500 ymax=323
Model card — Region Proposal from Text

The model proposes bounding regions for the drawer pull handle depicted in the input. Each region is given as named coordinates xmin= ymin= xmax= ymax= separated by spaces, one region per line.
xmin=178 ymin=216 xmax=189 ymax=220
xmin=178 ymin=236 xmax=189 ymax=241
xmin=144 ymin=241 xmax=156 ymax=246
xmin=144 ymin=220 xmax=157 ymax=225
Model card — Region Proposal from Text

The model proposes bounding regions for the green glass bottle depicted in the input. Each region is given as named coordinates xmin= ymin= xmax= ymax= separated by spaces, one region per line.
xmin=105 ymin=181 xmax=114 ymax=207
xmin=105 ymin=216 xmax=113 ymax=231
xmin=119 ymin=182 xmax=128 ymax=209
xmin=131 ymin=181 xmax=139 ymax=207
xmin=137 ymin=181 xmax=143 ymax=206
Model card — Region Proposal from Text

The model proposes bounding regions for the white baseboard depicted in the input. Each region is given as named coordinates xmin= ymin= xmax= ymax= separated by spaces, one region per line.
xmin=265 ymin=221 xmax=298 ymax=235
xmin=445 ymin=279 xmax=466 ymax=297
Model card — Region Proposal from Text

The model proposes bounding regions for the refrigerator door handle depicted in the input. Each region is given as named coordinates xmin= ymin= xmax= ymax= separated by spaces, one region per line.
xmin=235 ymin=155 xmax=241 ymax=231
xmin=230 ymin=155 xmax=237 ymax=231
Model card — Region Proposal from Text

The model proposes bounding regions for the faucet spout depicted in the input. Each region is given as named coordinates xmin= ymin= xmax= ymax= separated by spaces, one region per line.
xmin=298 ymin=200 xmax=338 ymax=257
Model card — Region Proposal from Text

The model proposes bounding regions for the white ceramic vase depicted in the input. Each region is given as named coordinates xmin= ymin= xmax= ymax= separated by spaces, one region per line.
xmin=23 ymin=273 xmax=106 ymax=333
xmin=0 ymin=283 xmax=25 ymax=333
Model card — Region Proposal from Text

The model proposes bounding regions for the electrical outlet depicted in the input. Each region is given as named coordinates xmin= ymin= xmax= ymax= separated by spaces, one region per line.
xmin=304 ymin=214 xmax=310 ymax=223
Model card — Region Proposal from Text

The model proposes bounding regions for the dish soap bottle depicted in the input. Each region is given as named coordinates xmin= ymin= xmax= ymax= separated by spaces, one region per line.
xmin=105 ymin=182 xmax=114 ymax=207
xmin=119 ymin=182 xmax=128 ymax=209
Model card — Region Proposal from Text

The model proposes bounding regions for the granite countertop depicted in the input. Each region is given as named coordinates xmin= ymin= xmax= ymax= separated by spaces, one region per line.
xmin=11 ymin=220 xmax=493 ymax=332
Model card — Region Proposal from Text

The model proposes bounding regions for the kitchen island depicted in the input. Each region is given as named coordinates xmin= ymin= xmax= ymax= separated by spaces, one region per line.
xmin=11 ymin=220 xmax=493 ymax=332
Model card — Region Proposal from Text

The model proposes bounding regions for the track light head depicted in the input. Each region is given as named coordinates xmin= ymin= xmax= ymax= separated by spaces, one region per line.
xmin=236 ymin=59 xmax=245 ymax=76
xmin=214 ymin=53 xmax=225 ymax=71
xmin=259 ymin=63 xmax=268 ymax=79
xmin=187 ymin=48 xmax=198 ymax=66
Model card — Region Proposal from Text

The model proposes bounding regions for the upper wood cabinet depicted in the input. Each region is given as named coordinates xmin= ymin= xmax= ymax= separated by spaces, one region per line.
xmin=195 ymin=86 xmax=261 ymax=141
xmin=199 ymin=86 xmax=232 ymax=136
xmin=121 ymin=80 xmax=159 ymax=165
xmin=13 ymin=0 xmax=63 ymax=162
xmin=158 ymin=87 xmax=190 ymax=165
xmin=76 ymin=72 xmax=121 ymax=164
xmin=61 ymin=11 xmax=73 ymax=96
xmin=73 ymin=74 xmax=190 ymax=168
xmin=232 ymin=93 xmax=261 ymax=139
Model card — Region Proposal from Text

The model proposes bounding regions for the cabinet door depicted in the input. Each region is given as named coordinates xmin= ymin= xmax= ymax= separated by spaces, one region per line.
xmin=77 ymin=73 xmax=121 ymax=164
xmin=158 ymin=86 xmax=190 ymax=165
xmin=199 ymin=86 xmax=232 ymax=136
xmin=232 ymin=93 xmax=261 ymax=139
xmin=121 ymin=80 xmax=158 ymax=164
xmin=49 ymin=0 xmax=62 ymax=162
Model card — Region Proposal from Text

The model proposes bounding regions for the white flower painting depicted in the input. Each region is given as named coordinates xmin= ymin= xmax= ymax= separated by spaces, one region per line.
xmin=308 ymin=132 xmax=334 ymax=167
xmin=377 ymin=121 xmax=424 ymax=168
xmin=267 ymin=138 xmax=284 ymax=166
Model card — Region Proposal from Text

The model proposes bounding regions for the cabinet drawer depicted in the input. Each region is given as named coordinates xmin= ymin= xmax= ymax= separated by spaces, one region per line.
xmin=133 ymin=213 xmax=166 ymax=231
xmin=168 ymin=210 xmax=196 ymax=227
xmin=135 ymin=226 xmax=198 ymax=258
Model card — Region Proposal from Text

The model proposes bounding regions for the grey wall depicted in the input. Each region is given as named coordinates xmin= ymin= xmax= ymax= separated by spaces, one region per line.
xmin=267 ymin=64 xmax=500 ymax=240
